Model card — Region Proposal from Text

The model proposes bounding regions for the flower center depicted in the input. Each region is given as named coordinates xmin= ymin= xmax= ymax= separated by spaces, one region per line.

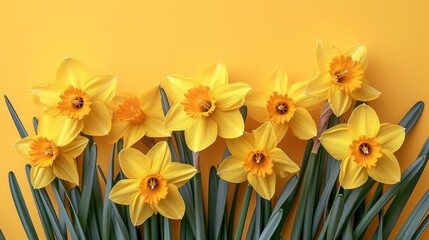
xmin=139 ymin=173 xmax=168 ymax=205
xmin=329 ymin=55 xmax=365 ymax=94
xmin=266 ymin=92 xmax=296 ymax=124
xmin=114 ymin=97 xmax=146 ymax=124
xmin=182 ymin=85 xmax=216 ymax=118
xmin=243 ymin=150 xmax=273 ymax=177
xmin=29 ymin=137 xmax=60 ymax=168
xmin=58 ymin=85 xmax=92 ymax=120
xmin=349 ymin=136 xmax=382 ymax=169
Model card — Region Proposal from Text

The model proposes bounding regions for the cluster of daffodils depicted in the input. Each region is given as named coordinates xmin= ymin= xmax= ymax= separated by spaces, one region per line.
xmin=15 ymin=40 xmax=405 ymax=226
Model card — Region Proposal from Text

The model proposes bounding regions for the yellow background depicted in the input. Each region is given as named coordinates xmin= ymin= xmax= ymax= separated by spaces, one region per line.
xmin=1 ymin=0 xmax=429 ymax=239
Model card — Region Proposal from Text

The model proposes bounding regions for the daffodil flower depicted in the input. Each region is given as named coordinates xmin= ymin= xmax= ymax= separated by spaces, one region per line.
xmin=163 ymin=63 xmax=251 ymax=152
xmin=217 ymin=122 xmax=299 ymax=200
xmin=32 ymin=58 xmax=117 ymax=136
xmin=109 ymin=87 xmax=170 ymax=148
xmin=15 ymin=115 xmax=88 ymax=189
xmin=320 ymin=104 xmax=405 ymax=189
xmin=306 ymin=40 xmax=381 ymax=116
xmin=109 ymin=141 xmax=196 ymax=225
xmin=246 ymin=68 xmax=319 ymax=141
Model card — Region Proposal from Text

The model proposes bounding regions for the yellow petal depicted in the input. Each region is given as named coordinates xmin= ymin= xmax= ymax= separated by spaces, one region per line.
xmin=155 ymin=185 xmax=185 ymax=220
xmin=142 ymin=115 xmax=171 ymax=137
xmin=248 ymin=173 xmax=276 ymax=200
xmin=288 ymin=108 xmax=317 ymax=140
xmin=217 ymin=156 xmax=248 ymax=183
xmin=328 ymin=85 xmax=352 ymax=117
xmin=320 ymin=124 xmax=352 ymax=160
xmin=31 ymin=166 xmax=55 ymax=189
xmin=253 ymin=122 xmax=277 ymax=151
xmin=339 ymin=156 xmax=368 ymax=189
xmin=85 ymin=76 xmax=117 ymax=103
xmin=270 ymin=148 xmax=300 ymax=177
xmin=165 ymin=75 xmax=196 ymax=103
xmin=196 ymin=63 xmax=228 ymax=90
xmin=163 ymin=162 xmax=196 ymax=188
xmin=246 ymin=91 xmax=269 ymax=123
xmin=272 ymin=123 xmax=288 ymax=144
xmin=348 ymin=104 xmax=380 ymax=138
xmin=367 ymin=149 xmax=401 ymax=184
xmin=184 ymin=117 xmax=217 ymax=152
xmin=129 ymin=193 xmax=154 ymax=226
xmin=305 ymin=71 xmax=332 ymax=99
xmin=346 ymin=44 xmax=368 ymax=70
xmin=108 ymin=120 xmax=129 ymax=143
xmin=289 ymin=81 xmax=322 ymax=110
xmin=15 ymin=137 xmax=35 ymax=158
xmin=31 ymin=83 xmax=62 ymax=108
xmin=38 ymin=114 xmax=82 ymax=146
xmin=147 ymin=142 xmax=170 ymax=173
xmin=60 ymin=136 xmax=88 ymax=157
xmin=211 ymin=110 xmax=244 ymax=139
xmin=377 ymin=123 xmax=405 ymax=153
xmin=226 ymin=132 xmax=254 ymax=158
xmin=213 ymin=82 xmax=251 ymax=111
xmin=140 ymin=86 xmax=162 ymax=113
xmin=56 ymin=58 xmax=91 ymax=89
xmin=164 ymin=103 xmax=192 ymax=131
xmin=268 ymin=68 xmax=289 ymax=94
xmin=119 ymin=148 xmax=150 ymax=179
xmin=123 ymin=124 xmax=146 ymax=148
xmin=350 ymin=82 xmax=381 ymax=101
xmin=316 ymin=40 xmax=341 ymax=69
xmin=82 ymin=101 xmax=112 ymax=136
xmin=53 ymin=155 xmax=79 ymax=185
xmin=109 ymin=179 xmax=141 ymax=205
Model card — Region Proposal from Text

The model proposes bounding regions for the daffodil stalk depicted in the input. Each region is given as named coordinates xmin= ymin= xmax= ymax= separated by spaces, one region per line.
xmin=233 ymin=184 xmax=253 ymax=240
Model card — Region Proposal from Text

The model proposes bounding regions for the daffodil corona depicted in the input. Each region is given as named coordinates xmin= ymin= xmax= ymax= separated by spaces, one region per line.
xmin=109 ymin=88 xmax=170 ymax=148
xmin=305 ymin=40 xmax=381 ymax=116
xmin=109 ymin=142 xmax=196 ymax=225
xmin=217 ymin=122 xmax=300 ymax=200
xmin=247 ymin=68 xmax=319 ymax=141
xmin=163 ymin=63 xmax=251 ymax=152
xmin=15 ymin=115 xmax=88 ymax=189
xmin=320 ymin=104 xmax=405 ymax=189
xmin=32 ymin=58 xmax=117 ymax=136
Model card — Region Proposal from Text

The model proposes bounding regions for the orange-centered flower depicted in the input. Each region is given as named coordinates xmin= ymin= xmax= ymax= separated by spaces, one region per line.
xmin=109 ymin=88 xmax=170 ymax=148
xmin=217 ymin=122 xmax=300 ymax=200
xmin=31 ymin=58 xmax=117 ymax=136
xmin=15 ymin=115 xmax=88 ymax=189
xmin=320 ymin=104 xmax=405 ymax=189
xmin=305 ymin=40 xmax=381 ymax=116
xmin=163 ymin=63 xmax=251 ymax=152
xmin=109 ymin=142 xmax=196 ymax=225
xmin=247 ymin=68 xmax=319 ymax=141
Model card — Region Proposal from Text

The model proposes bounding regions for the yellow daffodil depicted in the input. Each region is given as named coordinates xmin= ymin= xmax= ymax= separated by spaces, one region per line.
xmin=31 ymin=58 xmax=117 ymax=136
xmin=246 ymin=68 xmax=319 ymax=141
xmin=320 ymin=104 xmax=405 ymax=189
xmin=109 ymin=141 xmax=196 ymax=225
xmin=163 ymin=63 xmax=251 ymax=152
xmin=217 ymin=122 xmax=299 ymax=200
xmin=305 ymin=40 xmax=381 ymax=116
xmin=15 ymin=115 xmax=88 ymax=189
xmin=109 ymin=87 xmax=171 ymax=148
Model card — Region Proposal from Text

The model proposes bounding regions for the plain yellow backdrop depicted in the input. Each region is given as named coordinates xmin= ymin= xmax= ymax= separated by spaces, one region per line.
xmin=1 ymin=0 xmax=429 ymax=239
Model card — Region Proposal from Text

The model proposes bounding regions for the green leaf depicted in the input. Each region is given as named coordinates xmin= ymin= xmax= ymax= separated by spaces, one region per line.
xmin=234 ymin=184 xmax=253 ymax=240
xmin=163 ymin=216 xmax=172 ymax=240
xmin=411 ymin=212 xmax=429 ymax=239
xmin=32 ymin=117 xmax=38 ymax=134
xmin=396 ymin=190 xmax=429 ymax=239
xmin=399 ymin=101 xmax=424 ymax=135
xmin=194 ymin=172 xmax=207 ymax=240
xmin=214 ymin=148 xmax=231 ymax=240
xmin=259 ymin=209 xmax=283 ymax=240
xmin=228 ymin=184 xmax=240 ymax=240
xmin=24 ymin=165 xmax=55 ymax=240
xmin=102 ymin=144 xmax=116 ymax=240
xmin=8 ymin=171 xmax=38 ymax=240
xmin=246 ymin=211 xmax=256 ymax=240
xmin=0 ymin=229 xmax=5 ymax=240
xmin=254 ymin=194 xmax=263 ymax=238
xmin=4 ymin=95 xmax=28 ymax=138
xmin=79 ymin=144 xmax=97 ymax=232
xmin=208 ymin=166 xmax=219 ymax=240
xmin=144 ymin=218 xmax=151 ymax=239
xmin=111 ymin=204 xmax=130 ymax=240
xmin=38 ymin=187 xmax=65 ymax=240
xmin=327 ymin=194 xmax=344 ymax=240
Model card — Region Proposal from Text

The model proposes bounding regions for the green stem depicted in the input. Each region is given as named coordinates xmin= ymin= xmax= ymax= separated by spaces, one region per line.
xmin=234 ymin=184 xmax=253 ymax=240
xmin=150 ymin=214 xmax=159 ymax=240
xmin=193 ymin=171 xmax=206 ymax=240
